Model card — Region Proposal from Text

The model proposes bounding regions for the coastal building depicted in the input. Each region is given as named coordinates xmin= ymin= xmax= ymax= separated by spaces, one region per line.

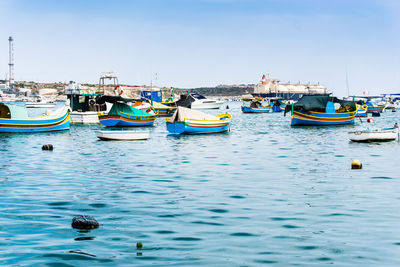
xmin=253 ymin=74 xmax=329 ymax=100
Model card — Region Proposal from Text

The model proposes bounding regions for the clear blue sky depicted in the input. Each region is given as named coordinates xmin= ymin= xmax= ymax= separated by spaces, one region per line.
xmin=0 ymin=0 xmax=399 ymax=95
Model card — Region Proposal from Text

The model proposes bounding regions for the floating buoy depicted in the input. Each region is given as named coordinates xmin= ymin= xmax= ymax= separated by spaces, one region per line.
xmin=226 ymin=105 xmax=229 ymax=109
xmin=42 ymin=144 xmax=53 ymax=151
xmin=367 ymin=118 xmax=374 ymax=123
xmin=351 ymin=160 xmax=362 ymax=169
xmin=136 ymin=242 xmax=143 ymax=249
xmin=72 ymin=215 xmax=99 ymax=230
xmin=392 ymin=109 xmax=396 ymax=112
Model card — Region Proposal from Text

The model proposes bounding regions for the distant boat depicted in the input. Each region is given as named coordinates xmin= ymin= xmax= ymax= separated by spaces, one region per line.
xmin=26 ymin=96 xmax=55 ymax=108
xmin=0 ymin=102 xmax=70 ymax=132
xmin=288 ymin=95 xmax=357 ymax=126
xmin=270 ymin=99 xmax=286 ymax=112
xmin=176 ymin=93 xmax=224 ymax=109
xmin=152 ymin=102 xmax=176 ymax=117
xmin=241 ymin=100 xmax=271 ymax=113
xmin=355 ymin=104 xmax=368 ymax=117
xmin=65 ymin=80 xmax=108 ymax=123
xmin=97 ymin=130 xmax=149 ymax=141
xmin=349 ymin=128 xmax=398 ymax=142
xmin=97 ymin=96 xmax=156 ymax=127
xmin=367 ymin=102 xmax=385 ymax=113
xmin=166 ymin=106 xmax=231 ymax=134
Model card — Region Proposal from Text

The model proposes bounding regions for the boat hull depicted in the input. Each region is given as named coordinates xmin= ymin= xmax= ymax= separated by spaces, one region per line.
xmin=97 ymin=131 xmax=149 ymax=141
xmin=272 ymin=106 xmax=285 ymax=112
xmin=154 ymin=107 xmax=176 ymax=117
xmin=356 ymin=107 xmax=368 ymax=117
xmin=241 ymin=106 xmax=271 ymax=113
xmin=349 ymin=129 xmax=398 ymax=142
xmin=99 ymin=114 xmax=155 ymax=127
xmin=0 ymin=109 xmax=70 ymax=133
xmin=71 ymin=111 xmax=100 ymax=123
xmin=367 ymin=105 xmax=385 ymax=113
xmin=291 ymin=110 xmax=355 ymax=126
xmin=166 ymin=119 xmax=230 ymax=134
xmin=253 ymin=92 xmax=329 ymax=101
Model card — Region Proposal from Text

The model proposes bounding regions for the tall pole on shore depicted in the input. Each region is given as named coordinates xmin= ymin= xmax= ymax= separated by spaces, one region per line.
xmin=8 ymin=36 xmax=14 ymax=88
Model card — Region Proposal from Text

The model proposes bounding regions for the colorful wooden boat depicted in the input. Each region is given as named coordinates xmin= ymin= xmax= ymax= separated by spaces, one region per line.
xmin=288 ymin=95 xmax=357 ymax=126
xmin=355 ymin=104 xmax=368 ymax=117
xmin=241 ymin=101 xmax=271 ymax=113
xmin=166 ymin=106 xmax=231 ymax=134
xmin=271 ymin=99 xmax=286 ymax=112
xmin=0 ymin=103 xmax=70 ymax=132
xmin=367 ymin=102 xmax=385 ymax=113
xmin=152 ymin=102 xmax=177 ymax=117
xmin=99 ymin=102 xmax=156 ymax=127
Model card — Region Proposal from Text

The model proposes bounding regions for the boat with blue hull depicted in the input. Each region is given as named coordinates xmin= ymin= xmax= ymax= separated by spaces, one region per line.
xmin=367 ymin=102 xmax=385 ymax=113
xmin=96 ymin=96 xmax=156 ymax=127
xmin=355 ymin=104 xmax=368 ymax=117
xmin=0 ymin=103 xmax=70 ymax=132
xmin=166 ymin=106 xmax=231 ymax=134
xmin=241 ymin=100 xmax=271 ymax=113
xmin=271 ymin=99 xmax=286 ymax=112
xmin=287 ymin=95 xmax=357 ymax=126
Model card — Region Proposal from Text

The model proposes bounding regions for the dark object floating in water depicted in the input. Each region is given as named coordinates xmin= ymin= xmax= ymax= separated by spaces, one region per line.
xmin=372 ymin=112 xmax=380 ymax=117
xmin=226 ymin=105 xmax=229 ymax=109
xmin=136 ymin=242 xmax=143 ymax=249
xmin=351 ymin=160 xmax=362 ymax=170
xmin=392 ymin=109 xmax=397 ymax=112
xmin=72 ymin=215 xmax=99 ymax=230
xmin=42 ymin=144 xmax=53 ymax=151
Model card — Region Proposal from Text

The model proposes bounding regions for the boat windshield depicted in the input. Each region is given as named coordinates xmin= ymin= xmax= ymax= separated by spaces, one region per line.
xmin=191 ymin=93 xmax=207 ymax=100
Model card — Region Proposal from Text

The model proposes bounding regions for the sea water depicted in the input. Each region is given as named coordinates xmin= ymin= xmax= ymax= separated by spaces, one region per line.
xmin=0 ymin=102 xmax=399 ymax=266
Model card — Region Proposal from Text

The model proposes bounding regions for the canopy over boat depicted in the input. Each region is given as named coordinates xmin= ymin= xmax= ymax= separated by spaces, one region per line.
xmin=286 ymin=95 xmax=361 ymax=113
xmin=107 ymin=102 xmax=151 ymax=116
xmin=96 ymin=95 xmax=145 ymax=104
xmin=169 ymin=106 xmax=221 ymax=122
xmin=0 ymin=103 xmax=29 ymax=119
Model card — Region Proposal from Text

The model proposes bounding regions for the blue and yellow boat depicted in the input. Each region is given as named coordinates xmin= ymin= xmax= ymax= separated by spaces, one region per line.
xmin=287 ymin=95 xmax=357 ymax=126
xmin=166 ymin=106 xmax=231 ymax=134
xmin=271 ymin=99 xmax=287 ymax=112
xmin=96 ymin=96 xmax=156 ymax=127
xmin=0 ymin=102 xmax=70 ymax=132
xmin=241 ymin=100 xmax=271 ymax=113
xmin=356 ymin=104 xmax=368 ymax=117
xmin=367 ymin=102 xmax=385 ymax=113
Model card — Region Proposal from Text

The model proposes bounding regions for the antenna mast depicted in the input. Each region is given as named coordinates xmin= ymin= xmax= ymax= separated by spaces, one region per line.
xmin=8 ymin=36 xmax=14 ymax=87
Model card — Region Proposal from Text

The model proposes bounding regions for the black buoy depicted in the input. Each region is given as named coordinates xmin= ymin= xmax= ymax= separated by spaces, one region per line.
xmin=226 ymin=105 xmax=229 ymax=109
xmin=392 ymin=109 xmax=397 ymax=113
xmin=72 ymin=215 xmax=99 ymax=230
xmin=372 ymin=112 xmax=380 ymax=117
xmin=136 ymin=242 xmax=143 ymax=249
xmin=42 ymin=144 xmax=53 ymax=151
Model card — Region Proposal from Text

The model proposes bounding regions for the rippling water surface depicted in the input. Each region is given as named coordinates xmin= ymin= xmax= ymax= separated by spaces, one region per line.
xmin=1 ymin=102 xmax=400 ymax=266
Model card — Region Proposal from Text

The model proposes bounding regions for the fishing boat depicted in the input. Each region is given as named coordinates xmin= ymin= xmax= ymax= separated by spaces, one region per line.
xmin=270 ymin=99 xmax=286 ymax=112
xmin=26 ymin=96 xmax=56 ymax=108
xmin=65 ymin=80 xmax=109 ymax=123
xmin=166 ymin=106 xmax=231 ymax=134
xmin=152 ymin=102 xmax=176 ymax=117
xmin=0 ymin=102 xmax=70 ymax=132
xmin=367 ymin=102 xmax=385 ymax=113
xmin=349 ymin=128 xmax=398 ymax=142
xmin=356 ymin=104 xmax=368 ymax=117
xmin=287 ymin=95 xmax=357 ymax=126
xmin=97 ymin=130 xmax=149 ymax=141
xmin=241 ymin=100 xmax=271 ymax=113
xmin=97 ymin=96 xmax=156 ymax=127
